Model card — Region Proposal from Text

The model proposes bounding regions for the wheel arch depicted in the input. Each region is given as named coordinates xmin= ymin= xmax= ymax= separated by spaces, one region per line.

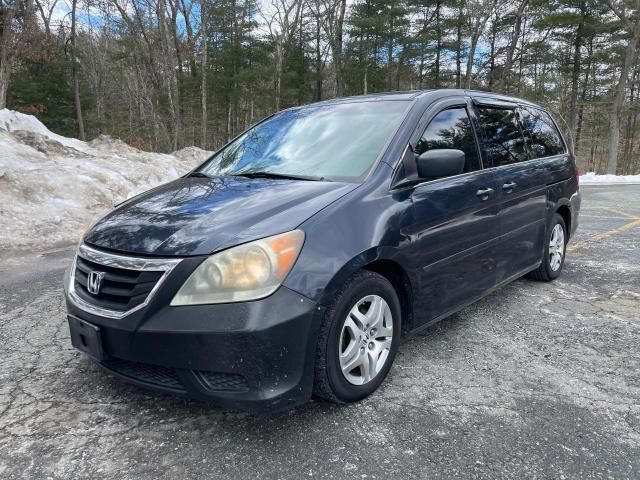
xmin=317 ymin=250 xmax=415 ymax=337
xmin=362 ymin=260 xmax=414 ymax=336
xmin=556 ymin=204 xmax=572 ymax=240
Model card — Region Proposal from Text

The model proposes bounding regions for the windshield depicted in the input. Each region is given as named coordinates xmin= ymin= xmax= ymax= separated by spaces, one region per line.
xmin=199 ymin=101 xmax=410 ymax=181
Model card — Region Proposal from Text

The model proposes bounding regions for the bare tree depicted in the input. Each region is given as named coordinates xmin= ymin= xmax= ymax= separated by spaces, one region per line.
xmin=70 ymin=0 xmax=86 ymax=140
xmin=498 ymin=0 xmax=529 ymax=91
xmin=33 ymin=0 xmax=58 ymax=38
xmin=312 ymin=0 xmax=346 ymax=96
xmin=464 ymin=0 xmax=497 ymax=89
xmin=262 ymin=0 xmax=303 ymax=109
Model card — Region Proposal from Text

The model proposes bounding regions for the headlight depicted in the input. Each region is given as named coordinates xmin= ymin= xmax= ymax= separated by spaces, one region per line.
xmin=171 ymin=230 xmax=305 ymax=305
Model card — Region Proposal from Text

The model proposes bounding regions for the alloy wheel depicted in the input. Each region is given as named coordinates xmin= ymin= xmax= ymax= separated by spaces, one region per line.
xmin=338 ymin=295 xmax=394 ymax=386
xmin=549 ymin=223 xmax=565 ymax=272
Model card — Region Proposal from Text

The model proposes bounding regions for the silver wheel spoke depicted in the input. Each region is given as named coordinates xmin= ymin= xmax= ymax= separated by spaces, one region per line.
xmin=361 ymin=352 xmax=373 ymax=383
xmin=340 ymin=338 xmax=359 ymax=364
xmin=343 ymin=317 xmax=361 ymax=339
xmin=367 ymin=296 xmax=384 ymax=330
xmin=350 ymin=309 xmax=368 ymax=329
xmin=376 ymin=337 xmax=392 ymax=351
xmin=341 ymin=348 xmax=364 ymax=377
xmin=377 ymin=307 xmax=393 ymax=337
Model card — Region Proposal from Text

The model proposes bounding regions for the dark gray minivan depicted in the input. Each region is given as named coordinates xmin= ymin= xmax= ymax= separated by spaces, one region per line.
xmin=65 ymin=89 xmax=581 ymax=412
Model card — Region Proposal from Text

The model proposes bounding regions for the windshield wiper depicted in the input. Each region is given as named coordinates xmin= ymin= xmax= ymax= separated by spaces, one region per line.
xmin=231 ymin=171 xmax=328 ymax=182
xmin=186 ymin=171 xmax=212 ymax=178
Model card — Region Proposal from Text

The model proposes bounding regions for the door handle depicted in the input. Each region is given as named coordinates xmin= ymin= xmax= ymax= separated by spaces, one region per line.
xmin=476 ymin=187 xmax=494 ymax=200
xmin=502 ymin=181 xmax=517 ymax=192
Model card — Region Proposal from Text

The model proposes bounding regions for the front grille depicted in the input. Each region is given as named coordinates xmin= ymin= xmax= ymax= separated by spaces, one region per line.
xmin=74 ymin=256 xmax=164 ymax=312
xmin=195 ymin=371 xmax=249 ymax=392
xmin=102 ymin=358 xmax=185 ymax=391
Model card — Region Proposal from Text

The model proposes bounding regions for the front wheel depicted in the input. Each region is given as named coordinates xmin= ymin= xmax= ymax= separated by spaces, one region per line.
xmin=313 ymin=271 xmax=401 ymax=404
xmin=527 ymin=213 xmax=567 ymax=282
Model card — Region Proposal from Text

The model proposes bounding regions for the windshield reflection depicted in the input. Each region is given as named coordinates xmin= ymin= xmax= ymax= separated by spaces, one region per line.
xmin=200 ymin=101 xmax=410 ymax=181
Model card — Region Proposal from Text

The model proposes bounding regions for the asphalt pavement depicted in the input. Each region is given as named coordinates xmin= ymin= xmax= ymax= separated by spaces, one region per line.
xmin=0 ymin=184 xmax=639 ymax=479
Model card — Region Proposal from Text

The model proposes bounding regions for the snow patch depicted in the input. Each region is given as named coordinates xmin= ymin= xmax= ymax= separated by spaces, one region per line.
xmin=172 ymin=146 xmax=213 ymax=164
xmin=580 ymin=172 xmax=640 ymax=185
xmin=0 ymin=109 xmax=213 ymax=252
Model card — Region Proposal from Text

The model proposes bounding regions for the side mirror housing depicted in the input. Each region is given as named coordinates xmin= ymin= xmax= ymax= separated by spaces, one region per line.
xmin=416 ymin=149 xmax=466 ymax=179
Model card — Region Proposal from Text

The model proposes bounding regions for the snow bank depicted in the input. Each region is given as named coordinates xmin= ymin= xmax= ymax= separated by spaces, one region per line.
xmin=0 ymin=109 xmax=213 ymax=252
xmin=581 ymin=172 xmax=640 ymax=185
xmin=0 ymin=109 xmax=89 ymax=153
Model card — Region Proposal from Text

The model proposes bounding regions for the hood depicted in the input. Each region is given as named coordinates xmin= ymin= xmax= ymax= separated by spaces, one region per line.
xmin=84 ymin=176 xmax=357 ymax=256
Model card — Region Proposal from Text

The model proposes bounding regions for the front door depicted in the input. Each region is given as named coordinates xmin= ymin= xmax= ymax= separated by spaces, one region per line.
xmin=405 ymin=101 xmax=501 ymax=324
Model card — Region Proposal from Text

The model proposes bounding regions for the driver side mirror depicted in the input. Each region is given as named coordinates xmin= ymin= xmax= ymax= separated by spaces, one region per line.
xmin=416 ymin=149 xmax=466 ymax=179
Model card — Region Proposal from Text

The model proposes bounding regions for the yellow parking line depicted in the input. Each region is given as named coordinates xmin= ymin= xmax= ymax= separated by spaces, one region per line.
xmin=579 ymin=214 xmax=628 ymax=220
xmin=597 ymin=207 xmax=640 ymax=220
xmin=568 ymin=217 xmax=640 ymax=253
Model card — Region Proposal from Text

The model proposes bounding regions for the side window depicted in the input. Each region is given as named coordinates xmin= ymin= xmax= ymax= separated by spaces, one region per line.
xmin=518 ymin=107 xmax=565 ymax=158
xmin=476 ymin=107 xmax=528 ymax=167
xmin=415 ymin=107 xmax=481 ymax=174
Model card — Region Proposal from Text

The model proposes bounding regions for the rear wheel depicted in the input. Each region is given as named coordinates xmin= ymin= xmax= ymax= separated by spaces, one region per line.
xmin=527 ymin=213 xmax=567 ymax=282
xmin=313 ymin=271 xmax=401 ymax=403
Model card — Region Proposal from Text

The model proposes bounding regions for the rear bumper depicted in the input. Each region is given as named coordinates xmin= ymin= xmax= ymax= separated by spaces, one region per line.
xmin=66 ymin=286 xmax=321 ymax=413
xmin=570 ymin=190 xmax=581 ymax=238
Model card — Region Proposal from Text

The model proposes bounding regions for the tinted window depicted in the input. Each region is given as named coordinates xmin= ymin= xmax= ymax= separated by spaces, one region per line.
xmin=477 ymin=107 xmax=527 ymax=167
xmin=519 ymin=107 xmax=565 ymax=158
xmin=415 ymin=107 xmax=481 ymax=174
xmin=199 ymin=101 xmax=409 ymax=181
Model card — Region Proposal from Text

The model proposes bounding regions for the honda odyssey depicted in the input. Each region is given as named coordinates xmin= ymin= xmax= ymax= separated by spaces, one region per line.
xmin=64 ymin=89 xmax=581 ymax=412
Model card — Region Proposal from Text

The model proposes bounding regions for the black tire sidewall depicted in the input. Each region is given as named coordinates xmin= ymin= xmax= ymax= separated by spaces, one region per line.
xmin=543 ymin=214 xmax=567 ymax=280
xmin=324 ymin=274 xmax=401 ymax=403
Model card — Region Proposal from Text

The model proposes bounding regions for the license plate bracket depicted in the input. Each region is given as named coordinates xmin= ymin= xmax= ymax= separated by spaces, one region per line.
xmin=68 ymin=316 xmax=105 ymax=361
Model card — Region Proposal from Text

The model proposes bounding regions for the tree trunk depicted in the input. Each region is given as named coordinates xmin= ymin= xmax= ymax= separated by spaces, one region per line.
xmin=200 ymin=0 xmax=207 ymax=149
xmin=488 ymin=13 xmax=497 ymax=88
xmin=71 ymin=0 xmax=86 ymax=140
xmin=0 ymin=0 xmax=20 ymax=110
xmin=434 ymin=1 xmax=441 ymax=87
xmin=622 ymin=77 xmax=637 ymax=173
xmin=274 ymin=37 xmax=283 ymax=110
xmin=464 ymin=35 xmax=477 ymax=89
xmin=0 ymin=58 xmax=8 ymax=109
xmin=333 ymin=0 xmax=347 ymax=97
xmin=387 ymin=16 xmax=393 ymax=90
xmin=455 ymin=5 xmax=463 ymax=88
xmin=606 ymin=21 xmax=640 ymax=174
xmin=158 ymin=0 xmax=181 ymax=150
xmin=363 ymin=64 xmax=368 ymax=95
xmin=315 ymin=12 xmax=322 ymax=101
xmin=567 ymin=1 xmax=586 ymax=144
xmin=575 ymin=36 xmax=593 ymax=153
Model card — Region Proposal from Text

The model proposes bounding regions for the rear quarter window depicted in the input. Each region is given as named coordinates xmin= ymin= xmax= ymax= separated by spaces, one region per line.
xmin=518 ymin=107 xmax=566 ymax=158
xmin=476 ymin=107 xmax=528 ymax=167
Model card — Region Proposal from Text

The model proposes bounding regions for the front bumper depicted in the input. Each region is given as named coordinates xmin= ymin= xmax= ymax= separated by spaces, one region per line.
xmin=66 ymin=284 xmax=321 ymax=413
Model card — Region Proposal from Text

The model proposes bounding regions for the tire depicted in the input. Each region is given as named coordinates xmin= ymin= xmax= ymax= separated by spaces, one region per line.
xmin=313 ymin=270 xmax=401 ymax=404
xmin=527 ymin=213 xmax=567 ymax=282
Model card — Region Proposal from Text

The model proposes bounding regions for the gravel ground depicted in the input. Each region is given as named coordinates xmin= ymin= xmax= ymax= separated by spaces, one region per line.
xmin=0 ymin=185 xmax=638 ymax=479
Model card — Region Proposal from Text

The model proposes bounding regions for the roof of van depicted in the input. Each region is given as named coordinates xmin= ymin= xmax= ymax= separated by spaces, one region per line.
xmin=302 ymin=89 xmax=544 ymax=109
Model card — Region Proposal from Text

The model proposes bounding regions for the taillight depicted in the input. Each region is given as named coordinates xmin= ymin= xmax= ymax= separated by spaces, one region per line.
xmin=575 ymin=166 xmax=579 ymax=188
